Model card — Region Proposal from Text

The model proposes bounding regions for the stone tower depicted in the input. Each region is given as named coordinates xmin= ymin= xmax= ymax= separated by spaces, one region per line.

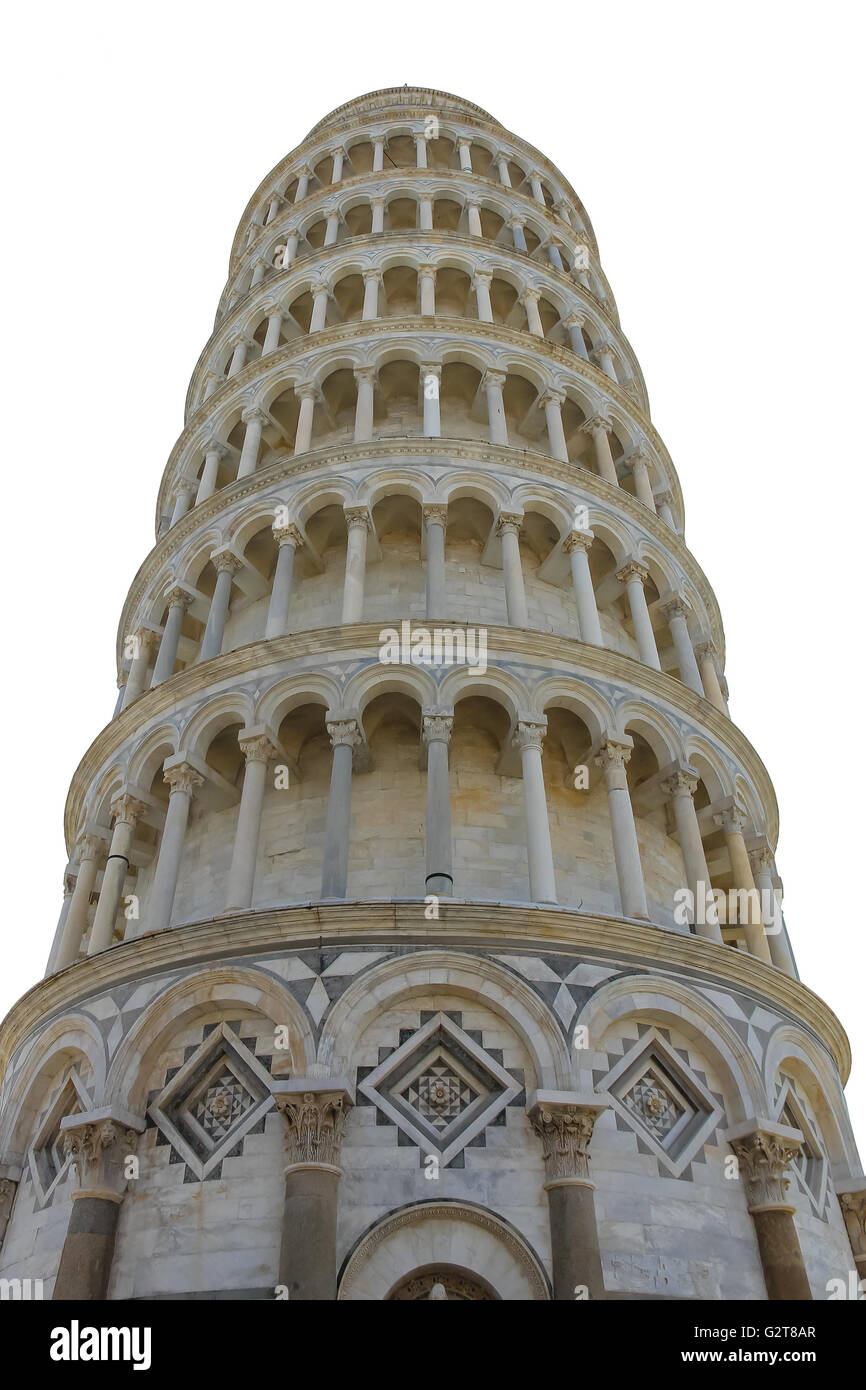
xmin=0 ymin=88 xmax=862 ymax=1303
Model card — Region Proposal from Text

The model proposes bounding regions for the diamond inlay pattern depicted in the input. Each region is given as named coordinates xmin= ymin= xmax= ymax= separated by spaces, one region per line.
xmin=193 ymin=1072 xmax=255 ymax=1141
xmin=404 ymin=1063 xmax=478 ymax=1128
xmin=623 ymin=1075 xmax=685 ymax=1140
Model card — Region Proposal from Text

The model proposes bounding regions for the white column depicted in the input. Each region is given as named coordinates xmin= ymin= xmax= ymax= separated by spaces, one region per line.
xmin=423 ymin=504 xmax=447 ymax=619
xmin=371 ymin=197 xmax=385 ymax=233
xmin=661 ymin=598 xmax=704 ymax=695
xmin=342 ymin=509 xmax=370 ymax=623
xmin=541 ymin=389 xmax=569 ymax=462
xmin=225 ymin=734 xmax=277 ymax=910
xmin=294 ymin=167 xmax=310 ymax=202
xmin=473 ymin=270 xmax=493 ymax=322
xmin=514 ymin=719 xmax=557 ymax=903
xmin=266 ymin=193 xmax=282 ymax=224
xmin=321 ymin=718 xmax=361 ymax=897
xmin=595 ymin=740 xmax=649 ymax=920
xmin=423 ymin=712 xmax=454 ymax=896
xmin=122 ymin=630 xmax=157 ymax=708
xmin=323 ymin=209 xmax=340 ymax=247
xmin=46 ymin=873 xmax=75 ymax=975
xmin=414 ymin=132 xmax=428 ymax=168
xmin=362 ymin=269 xmax=381 ymax=320
xmin=237 ymin=405 xmax=269 ymax=478
xmin=629 ymin=451 xmax=658 ymax=511
xmin=591 ymin=344 xmax=617 ymax=382
xmin=55 ymin=837 xmax=105 ymax=970
xmin=266 ymin=524 xmax=304 ymax=638
xmin=749 ymin=844 xmax=797 ymax=977
xmin=294 ymin=385 xmax=317 ymax=453
xmin=250 ymin=259 xmax=266 ymax=288
xmin=496 ymin=513 xmax=528 ymax=627
xmin=695 ymin=641 xmax=728 ymax=715
xmin=582 ymin=413 xmax=619 ymax=486
xmin=170 ymin=481 xmax=195 ymax=526
xmin=530 ymin=171 xmax=545 ymax=204
xmin=663 ymin=770 xmax=721 ymax=941
xmin=496 ymin=153 xmax=512 ymax=186
xmin=146 ymin=762 xmax=203 ymax=933
xmin=563 ymin=530 xmax=603 ymax=645
xmin=88 ymin=794 xmax=147 ymax=954
xmin=616 ymin=562 xmax=661 ymax=669
xmin=483 ymin=370 xmax=508 ymax=445
xmin=278 ymin=230 xmax=299 ymax=267
xmin=467 ymin=202 xmax=483 ymax=237
xmin=419 ymin=196 xmax=433 ymax=230
xmin=228 ymin=336 xmax=249 ymax=377
xmin=353 ymin=367 xmax=375 ymax=442
xmin=263 ymin=304 xmax=284 ymax=354
xmin=509 ymin=217 xmax=528 ymax=252
xmin=458 ymin=139 xmax=472 ymax=171
xmin=554 ymin=199 xmax=574 ymax=227
xmin=716 ymin=806 xmax=773 ymax=964
xmin=200 ymin=551 xmax=241 ymax=661
xmin=564 ymin=312 xmax=588 ymax=358
xmin=547 ymin=242 xmax=564 ymax=271
xmin=422 ymin=364 xmax=441 ymax=436
xmin=419 ymin=266 xmax=436 ymax=316
xmin=151 ymin=589 xmax=191 ymax=687
xmin=522 ymin=289 xmax=545 ymax=337
xmin=330 ymin=148 xmax=344 ymax=183
xmin=655 ymin=489 xmax=677 ymax=531
xmin=195 ymin=440 xmax=228 ymax=505
xmin=310 ymin=282 xmax=330 ymax=331
xmin=372 ymin=138 xmax=385 ymax=172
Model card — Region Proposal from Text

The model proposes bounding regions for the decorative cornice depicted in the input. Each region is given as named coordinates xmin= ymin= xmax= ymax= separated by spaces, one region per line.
xmin=0 ymin=902 xmax=850 ymax=1087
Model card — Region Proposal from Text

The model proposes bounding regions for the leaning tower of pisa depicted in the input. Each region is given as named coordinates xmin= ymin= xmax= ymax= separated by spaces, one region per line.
xmin=0 ymin=87 xmax=862 ymax=1303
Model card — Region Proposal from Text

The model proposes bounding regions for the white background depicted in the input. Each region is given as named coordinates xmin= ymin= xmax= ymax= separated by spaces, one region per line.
xmin=2 ymin=1 xmax=863 ymax=1155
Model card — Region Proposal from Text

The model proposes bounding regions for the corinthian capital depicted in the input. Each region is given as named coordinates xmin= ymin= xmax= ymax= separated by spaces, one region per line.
xmin=163 ymin=761 xmax=204 ymax=799
xmin=61 ymin=1117 xmax=140 ymax=1199
xmin=727 ymin=1124 xmax=804 ymax=1212
xmin=528 ymin=1097 xmax=605 ymax=1184
xmin=274 ymin=1088 xmax=352 ymax=1170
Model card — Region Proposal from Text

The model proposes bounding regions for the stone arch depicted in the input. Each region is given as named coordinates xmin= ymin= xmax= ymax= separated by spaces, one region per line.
xmin=576 ymin=974 xmax=765 ymax=1121
xmin=439 ymin=667 xmax=527 ymax=723
xmin=318 ymin=950 xmax=571 ymax=1089
xmin=616 ymin=702 xmax=683 ymax=765
xmin=534 ymin=678 xmax=613 ymax=745
xmin=127 ymin=725 xmax=180 ymax=789
xmin=0 ymin=1012 xmax=106 ymax=1157
xmin=180 ymin=691 xmax=256 ymax=759
xmin=256 ymin=673 xmax=339 ymax=730
xmin=105 ymin=965 xmax=316 ymax=1112
xmin=337 ymin=1200 xmax=550 ymax=1300
xmin=343 ymin=664 xmax=438 ymax=716
xmin=762 ymin=1025 xmax=859 ymax=1175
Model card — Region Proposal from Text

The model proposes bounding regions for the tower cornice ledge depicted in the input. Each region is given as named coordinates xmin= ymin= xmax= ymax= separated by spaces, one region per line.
xmin=0 ymin=903 xmax=849 ymax=1085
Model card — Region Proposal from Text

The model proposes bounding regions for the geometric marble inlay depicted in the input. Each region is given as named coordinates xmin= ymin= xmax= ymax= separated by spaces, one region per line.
xmin=603 ymin=1030 xmax=724 ymax=1177
xmin=359 ymin=1012 xmax=521 ymax=1166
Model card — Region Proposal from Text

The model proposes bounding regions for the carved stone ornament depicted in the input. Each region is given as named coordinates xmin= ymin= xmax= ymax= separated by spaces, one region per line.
xmin=729 ymin=1127 xmax=803 ymax=1211
xmin=163 ymin=761 xmax=204 ymax=799
xmin=62 ymin=1119 xmax=139 ymax=1198
xmin=529 ymin=1102 xmax=599 ymax=1182
xmin=276 ymin=1090 xmax=350 ymax=1169
xmin=839 ymin=1190 xmax=866 ymax=1258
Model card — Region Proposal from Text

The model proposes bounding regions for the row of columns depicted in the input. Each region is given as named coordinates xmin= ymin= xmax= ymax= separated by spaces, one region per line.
xmin=125 ymin=518 xmax=717 ymax=713
xmin=181 ymin=391 xmax=674 ymax=524
xmin=58 ymin=714 xmax=781 ymax=976
xmin=32 ymin=1091 xmax=844 ymax=1301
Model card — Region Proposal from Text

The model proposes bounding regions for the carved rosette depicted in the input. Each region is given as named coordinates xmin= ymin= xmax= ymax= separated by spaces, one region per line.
xmin=729 ymin=1128 xmax=803 ymax=1211
xmin=62 ymin=1119 xmax=139 ymax=1199
xmin=276 ymin=1091 xmax=351 ymax=1170
xmin=529 ymin=1102 xmax=599 ymax=1184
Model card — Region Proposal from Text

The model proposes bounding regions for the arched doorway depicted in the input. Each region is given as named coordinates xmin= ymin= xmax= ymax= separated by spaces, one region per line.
xmin=387 ymin=1264 xmax=499 ymax=1300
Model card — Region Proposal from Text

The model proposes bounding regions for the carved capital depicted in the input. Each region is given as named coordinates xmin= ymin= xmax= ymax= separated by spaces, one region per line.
xmin=495 ymin=511 xmax=523 ymax=538
xmin=422 ymin=503 xmax=448 ymax=528
xmin=616 ymin=561 xmax=648 ymax=587
xmin=76 ymin=833 xmax=108 ymax=865
xmin=62 ymin=1119 xmax=139 ymax=1199
xmin=481 ymin=369 xmax=506 ymax=391
xmin=275 ymin=1090 xmax=351 ymax=1169
xmin=514 ymin=719 xmax=547 ymax=754
xmin=239 ymin=734 xmax=277 ymax=765
xmin=729 ymin=1127 xmax=803 ymax=1211
xmin=595 ymin=738 xmax=631 ymax=773
xmin=241 ymin=405 xmax=270 ymax=428
xmin=563 ymin=528 xmax=594 ymax=555
xmin=164 ymin=586 xmax=192 ymax=612
xmin=273 ymin=522 xmax=304 ymax=549
xmin=715 ymin=804 xmax=749 ymax=837
xmin=422 ymin=712 xmax=454 ymax=745
xmin=163 ymin=761 xmax=204 ymax=799
xmin=343 ymin=506 xmax=371 ymax=533
xmin=327 ymin=718 xmax=362 ymax=750
xmin=582 ymin=411 xmax=614 ymax=436
xmin=529 ymin=1101 xmax=601 ymax=1183
xmin=212 ymin=549 xmax=243 ymax=575
xmin=109 ymin=793 xmax=148 ymax=828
